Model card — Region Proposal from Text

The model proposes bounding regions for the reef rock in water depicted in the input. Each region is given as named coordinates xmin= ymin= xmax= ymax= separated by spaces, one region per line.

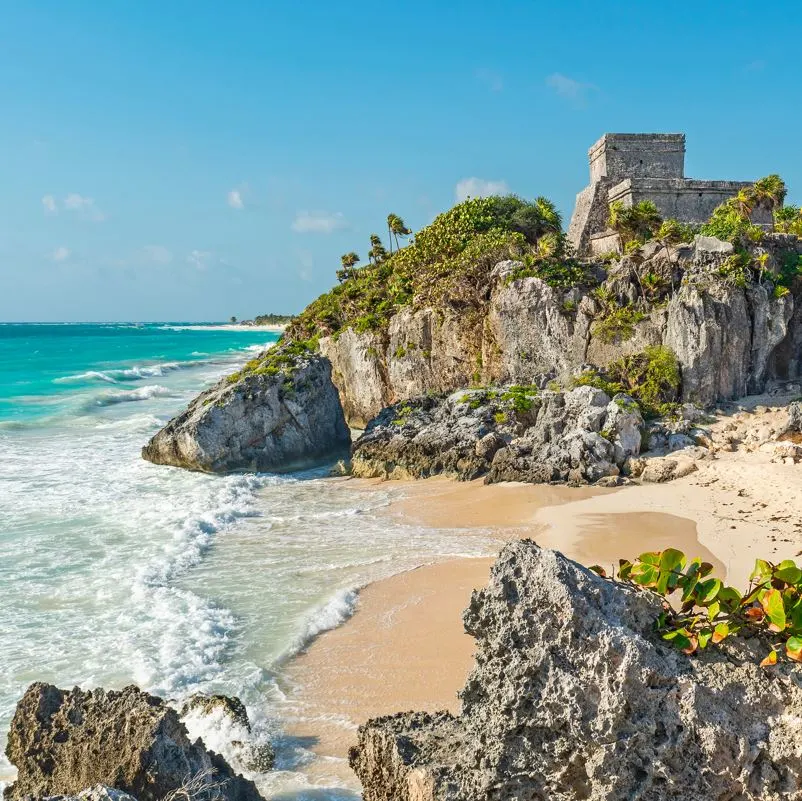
xmin=350 ymin=541 xmax=802 ymax=801
xmin=142 ymin=342 xmax=350 ymax=473
xmin=4 ymin=684 xmax=263 ymax=801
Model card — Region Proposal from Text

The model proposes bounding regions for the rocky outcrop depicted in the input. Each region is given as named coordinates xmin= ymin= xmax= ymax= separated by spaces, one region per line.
xmin=320 ymin=236 xmax=802 ymax=426
xmin=350 ymin=541 xmax=802 ymax=801
xmin=179 ymin=694 xmax=274 ymax=774
xmin=351 ymin=386 xmax=643 ymax=485
xmin=37 ymin=787 xmax=139 ymax=801
xmin=142 ymin=346 xmax=350 ymax=473
xmin=4 ymin=684 xmax=262 ymax=801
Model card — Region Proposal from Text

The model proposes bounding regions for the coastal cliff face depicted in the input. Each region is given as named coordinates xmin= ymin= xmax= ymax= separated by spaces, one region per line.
xmin=142 ymin=344 xmax=350 ymax=473
xmin=4 ymin=684 xmax=262 ymax=801
xmin=350 ymin=542 xmax=802 ymax=801
xmin=319 ymin=237 xmax=802 ymax=426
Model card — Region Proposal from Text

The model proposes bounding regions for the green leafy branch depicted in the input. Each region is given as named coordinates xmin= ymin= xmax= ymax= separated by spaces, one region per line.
xmin=590 ymin=550 xmax=802 ymax=666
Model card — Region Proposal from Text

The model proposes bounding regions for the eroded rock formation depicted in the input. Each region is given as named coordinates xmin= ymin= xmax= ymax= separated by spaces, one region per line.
xmin=142 ymin=345 xmax=350 ymax=473
xmin=4 ymin=684 xmax=263 ymax=801
xmin=352 ymin=386 xmax=642 ymax=485
xmin=350 ymin=542 xmax=802 ymax=801
xmin=321 ymin=236 xmax=802 ymax=425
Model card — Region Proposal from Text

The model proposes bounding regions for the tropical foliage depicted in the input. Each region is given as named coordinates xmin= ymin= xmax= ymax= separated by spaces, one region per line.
xmin=590 ymin=551 xmax=802 ymax=665
xmin=572 ymin=346 xmax=680 ymax=417
xmin=287 ymin=195 xmax=589 ymax=340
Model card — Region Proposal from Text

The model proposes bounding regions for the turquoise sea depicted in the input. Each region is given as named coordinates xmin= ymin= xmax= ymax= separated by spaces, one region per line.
xmin=0 ymin=323 xmax=495 ymax=799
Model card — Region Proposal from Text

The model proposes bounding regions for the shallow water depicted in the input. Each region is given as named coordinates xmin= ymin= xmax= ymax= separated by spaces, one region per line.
xmin=0 ymin=323 xmax=500 ymax=799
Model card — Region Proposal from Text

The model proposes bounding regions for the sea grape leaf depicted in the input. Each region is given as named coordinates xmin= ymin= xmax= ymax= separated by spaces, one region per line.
xmin=760 ymin=649 xmax=778 ymax=667
xmin=717 ymin=586 xmax=742 ymax=612
xmin=589 ymin=564 xmax=607 ymax=577
xmin=761 ymin=588 xmax=786 ymax=632
xmin=712 ymin=622 xmax=730 ymax=643
xmin=698 ymin=629 xmax=712 ymax=649
xmin=707 ymin=600 xmax=720 ymax=621
xmin=617 ymin=559 xmax=633 ymax=580
xmin=750 ymin=559 xmax=774 ymax=584
xmin=774 ymin=560 xmax=802 ymax=585
xmin=786 ymin=636 xmax=802 ymax=662
xmin=697 ymin=578 xmax=722 ymax=604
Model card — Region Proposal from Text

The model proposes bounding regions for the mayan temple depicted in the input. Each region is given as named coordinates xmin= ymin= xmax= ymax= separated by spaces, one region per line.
xmin=567 ymin=132 xmax=773 ymax=255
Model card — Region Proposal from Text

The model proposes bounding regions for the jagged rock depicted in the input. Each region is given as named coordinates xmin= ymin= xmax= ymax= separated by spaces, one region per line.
xmin=40 ymin=786 xmax=139 ymax=801
xmin=778 ymin=401 xmax=802 ymax=440
xmin=350 ymin=541 xmax=802 ymax=801
xmin=315 ymin=237 xmax=800 ymax=432
xmin=351 ymin=386 xmax=643 ymax=485
xmin=4 ymin=684 xmax=262 ymax=801
xmin=142 ymin=345 xmax=350 ymax=473
xmin=178 ymin=694 xmax=274 ymax=774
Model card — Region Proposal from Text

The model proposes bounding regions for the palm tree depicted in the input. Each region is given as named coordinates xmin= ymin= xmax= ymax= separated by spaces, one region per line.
xmin=534 ymin=197 xmax=562 ymax=234
xmin=387 ymin=213 xmax=412 ymax=252
xmin=368 ymin=234 xmax=387 ymax=264
xmin=752 ymin=174 xmax=787 ymax=210
xmin=608 ymin=200 xmax=662 ymax=247
xmin=730 ymin=188 xmax=755 ymax=220
xmin=336 ymin=252 xmax=360 ymax=282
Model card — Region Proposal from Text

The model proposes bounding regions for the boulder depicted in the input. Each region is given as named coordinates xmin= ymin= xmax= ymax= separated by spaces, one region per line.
xmin=777 ymin=400 xmax=802 ymax=440
xmin=178 ymin=694 xmax=274 ymax=774
xmin=4 ymin=684 xmax=263 ymax=801
xmin=142 ymin=345 xmax=350 ymax=473
xmin=351 ymin=386 xmax=643 ymax=485
xmin=350 ymin=542 xmax=802 ymax=801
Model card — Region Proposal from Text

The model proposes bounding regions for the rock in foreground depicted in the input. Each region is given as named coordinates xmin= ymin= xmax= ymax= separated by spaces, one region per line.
xmin=351 ymin=385 xmax=642 ymax=485
xmin=350 ymin=542 xmax=802 ymax=801
xmin=142 ymin=342 xmax=350 ymax=473
xmin=4 ymin=684 xmax=263 ymax=801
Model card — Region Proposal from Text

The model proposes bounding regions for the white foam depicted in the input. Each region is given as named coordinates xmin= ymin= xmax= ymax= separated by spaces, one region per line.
xmin=89 ymin=384 xmax=174 ymax=406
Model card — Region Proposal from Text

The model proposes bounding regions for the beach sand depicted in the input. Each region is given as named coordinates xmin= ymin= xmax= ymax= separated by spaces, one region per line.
xmin=282 ymin=450 xmax=802 ymax=788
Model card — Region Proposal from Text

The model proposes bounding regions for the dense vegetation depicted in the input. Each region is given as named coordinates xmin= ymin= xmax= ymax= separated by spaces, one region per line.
xmin=286 ymin=195 xmax=597 ymax=341
xmin=572 ymin=345 xmax=681 ymax=418
xmin=591 ymin=551 xmax=802 ymax=665
xmin=251 ymin=313 xmax=294 ymax=325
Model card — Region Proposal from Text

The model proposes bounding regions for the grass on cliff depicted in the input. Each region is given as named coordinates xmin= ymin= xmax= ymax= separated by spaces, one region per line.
xmin=226 ymin=338 xmax=315 ymax=383
xmin=286 ymin=195 xmax=597 ymax=341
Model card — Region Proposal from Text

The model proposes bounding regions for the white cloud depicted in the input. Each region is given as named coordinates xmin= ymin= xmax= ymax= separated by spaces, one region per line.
xmin=52 ymin=246 xmax=70 ymax=262
xmin=545 ymin=73 xmax=596 ymax=103
xmin=455 ymin=177 xmax=509 ymax=202
xmin=143 ymin=245 xmax=173 ymax=264
xmin=227 ymin=189 xmax=244 ymax=209
xmin=187 ymin=250 xmax=213 ymax=271
xmin=291 ymin=210 xmax=346 ymax=234
xmin=49 ymin=193 xmax=107 ymax=221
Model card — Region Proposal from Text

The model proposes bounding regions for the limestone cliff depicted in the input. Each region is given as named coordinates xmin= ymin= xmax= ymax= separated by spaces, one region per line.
xmin=142 ymin=343 xmax=350 ymax=473
xmin=350 ymin=542 xmax=802 ymax=801
xmin=319 ymin=236 xmax=802 ymax=425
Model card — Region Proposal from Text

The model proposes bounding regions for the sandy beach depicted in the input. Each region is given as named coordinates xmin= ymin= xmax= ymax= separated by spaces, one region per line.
xmin=281 ymin=443 xmax=802 ymax=788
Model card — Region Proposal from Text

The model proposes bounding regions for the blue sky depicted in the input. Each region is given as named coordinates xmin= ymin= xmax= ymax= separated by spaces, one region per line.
xmin=1 ymin=1 xmax=800 ymax=322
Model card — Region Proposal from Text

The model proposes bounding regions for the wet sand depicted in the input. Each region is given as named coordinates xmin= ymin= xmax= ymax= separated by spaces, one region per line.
xmin=281 ymin=478 xmax=725 ymax=787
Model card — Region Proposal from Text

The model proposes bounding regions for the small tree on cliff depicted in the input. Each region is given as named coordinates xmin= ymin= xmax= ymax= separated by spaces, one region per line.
xmin=608 ymin=200 xmax=662 ymax=248
xmin=337 ymin=252 xmax=360 ymax=282
xmin=368 ymin=234 xmax=387 ymax=264
xmin=387 ymin=213 xmax=412 ymax=253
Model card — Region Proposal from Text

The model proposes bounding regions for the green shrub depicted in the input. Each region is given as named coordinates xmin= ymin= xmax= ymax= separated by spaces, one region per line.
xmin=590 ymin=551 xmax=802 ymax=665
xmin=573 ymin=346 xmax=680 ymax=418
xmin=592 ymin=305 xmax=646 ymax=344
xmin=501 ymin=384 xmax=539 ymax=412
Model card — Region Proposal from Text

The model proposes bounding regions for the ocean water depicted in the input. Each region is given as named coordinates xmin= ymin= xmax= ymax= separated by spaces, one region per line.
xmin=0 ymin=323 xmax=497 ymax=799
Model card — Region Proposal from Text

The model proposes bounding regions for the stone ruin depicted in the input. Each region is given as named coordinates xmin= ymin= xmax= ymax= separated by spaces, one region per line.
xmin=567 ymin=133 xmax=773 ymax=255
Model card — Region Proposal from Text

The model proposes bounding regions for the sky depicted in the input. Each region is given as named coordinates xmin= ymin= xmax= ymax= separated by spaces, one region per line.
xmin=1 ymin=1 xmax=801 ymax=322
